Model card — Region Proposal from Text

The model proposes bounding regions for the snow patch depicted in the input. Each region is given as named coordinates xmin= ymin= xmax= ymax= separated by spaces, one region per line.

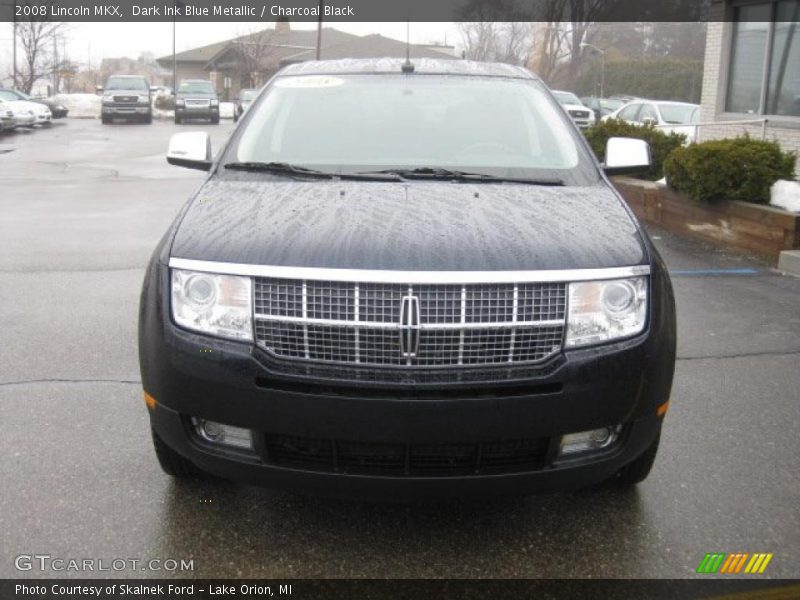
xmin=53 ymin=93 xmax=101 ymax=118
xmin=770 ymin=179 xmax=800 ymax=213
xmin=219 ymin=102 xmax=234 ymax=119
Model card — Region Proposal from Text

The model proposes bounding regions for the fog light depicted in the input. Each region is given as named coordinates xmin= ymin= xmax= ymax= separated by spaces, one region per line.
xmin=193 ymin=418 xmax=253 ymax=450
xmin=559 ymin=426 xmax=620 ymax=457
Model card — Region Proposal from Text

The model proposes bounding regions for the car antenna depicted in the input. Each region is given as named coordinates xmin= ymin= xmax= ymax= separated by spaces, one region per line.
xmin=402 ymin=21 xmax=414 ymax=73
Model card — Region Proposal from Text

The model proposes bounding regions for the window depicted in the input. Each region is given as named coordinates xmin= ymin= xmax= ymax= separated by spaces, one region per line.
xmin=726 ymin=1 xmax=800 ymax=117
xmin=638 ymin=104 xmax=659 ymax=123
xmin=618 ymin=104 xmax=641 ymax=121
xmin=229 ymin=74 xmax=600 ymax=186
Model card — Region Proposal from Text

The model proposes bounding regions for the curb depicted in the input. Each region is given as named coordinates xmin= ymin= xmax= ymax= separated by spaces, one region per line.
xmin=777 ymin=250 xmax=800 ymax=278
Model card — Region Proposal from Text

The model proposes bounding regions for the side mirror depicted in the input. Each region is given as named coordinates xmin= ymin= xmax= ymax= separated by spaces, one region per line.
xmin=604 ymin=137 xmax=651 ymax=175
xmin=167 ymin=132 xmax=212 ymax=171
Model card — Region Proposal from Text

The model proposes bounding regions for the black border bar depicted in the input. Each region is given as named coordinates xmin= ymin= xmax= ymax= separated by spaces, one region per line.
xmin=3 ymin=579 xmax=800 ymax=600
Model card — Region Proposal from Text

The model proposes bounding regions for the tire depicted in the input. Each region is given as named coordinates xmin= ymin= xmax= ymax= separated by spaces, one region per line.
xmin=233 ymin=112 xmax=239 ymax=123
xmin=151 ymin=427 xmax=206 ymax=479
xmin=211 ymin=115 xmax=220 ymax=125
xmin=101 ymin=115 xmax=111 ymax=125
xmin=174 ymin=115 xmax=182 ymax=124
xmin=143 ymin=114 xmax=152 ymax=124
xmin=613 ymin=432 xmax=661 ymax=486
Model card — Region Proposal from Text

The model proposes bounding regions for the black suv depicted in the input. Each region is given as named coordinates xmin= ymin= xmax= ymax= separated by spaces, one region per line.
xmin=100 ymin=75 xmax=152 ymax=124
xmin=175 ymin=80 xmax=219 ymax=124
xmin=140 ymin=59 xmax=676 ymax=500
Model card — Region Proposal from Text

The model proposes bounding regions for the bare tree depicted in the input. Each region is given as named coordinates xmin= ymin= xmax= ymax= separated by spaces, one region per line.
xmin=458 ymin=22 xmax=534 ymax=65
xmin=14 ymin=2 xmax=65 ymax=93
xmin=231 ymin=28 xmax=282 ymax=88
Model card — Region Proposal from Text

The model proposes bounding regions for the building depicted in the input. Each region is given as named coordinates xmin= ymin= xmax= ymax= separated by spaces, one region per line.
xmin=157 ymin=22 xmax=456 ymax=100
xmin=699 ymin=0 xmax=800 ymax=171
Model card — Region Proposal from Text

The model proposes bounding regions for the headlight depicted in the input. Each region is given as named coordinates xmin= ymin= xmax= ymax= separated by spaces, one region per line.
xmin=102 ymin=94 xmax=114 ymax=103
xmin=138 ymin=95 xmax=150 ymax=104
xmin=210 ymin=99 xmax=219 ymax=107
xmin=565 ymin=277 xmax=647 ymax=347
xmin=175 ymin=98 xmax=185 ymax=107
xmin=171 ymin=269 xmax=253 ymax=341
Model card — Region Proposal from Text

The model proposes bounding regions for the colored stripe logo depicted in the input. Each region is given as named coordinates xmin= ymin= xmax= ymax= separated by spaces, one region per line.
xmin=697 ymin=552 xmax=773 ymax=574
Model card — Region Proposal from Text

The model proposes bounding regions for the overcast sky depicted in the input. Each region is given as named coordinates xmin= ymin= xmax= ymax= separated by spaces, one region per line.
xmin=0 ymin=21 xmax=462 ymax=72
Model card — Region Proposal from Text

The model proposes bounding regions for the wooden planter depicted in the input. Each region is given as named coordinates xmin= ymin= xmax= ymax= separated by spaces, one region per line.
xmin=612 ymin=177 xmax=800 ymax=261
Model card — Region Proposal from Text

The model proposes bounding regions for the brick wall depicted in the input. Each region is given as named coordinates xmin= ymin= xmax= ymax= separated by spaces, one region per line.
xmin=699 ymin=4 xmax=800 ymax=175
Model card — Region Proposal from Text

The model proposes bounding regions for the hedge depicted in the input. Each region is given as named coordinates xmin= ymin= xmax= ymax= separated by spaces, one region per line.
xmin=584 ymin=118 xmax=686 ymax=181
xmin=663 ymin=136 xmax=796 ymax=204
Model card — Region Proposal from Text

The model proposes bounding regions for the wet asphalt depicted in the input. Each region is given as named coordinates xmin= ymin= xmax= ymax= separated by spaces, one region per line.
xmin=0 ymin=119 xmax=798 ymax=579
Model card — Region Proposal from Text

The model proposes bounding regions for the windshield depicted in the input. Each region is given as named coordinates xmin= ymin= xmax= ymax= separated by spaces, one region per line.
xmin=179 ymin=81 xmax=215 ymax=94
xmin=0 ymin=90 xmax=20 ymax=101
xmin=105 ymin=77 xmax=148 ymax=91
xmin=553 ymin=91 xmax=582 ymax=106
xmin=227 ymin=74 xmax=598 ymax=186
xmin=658 ymin=103 xmax=699 ymax=124
xmin=240 ymin=89 xmax=257 ymax=100
xmin=601 ymin=99 xmax=624 ymax=111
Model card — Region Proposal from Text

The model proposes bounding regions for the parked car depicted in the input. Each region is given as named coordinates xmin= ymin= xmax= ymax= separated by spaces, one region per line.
xmin=551 ymin=90 xmax=596 ymax=128
xmin=604 ymin=100 xmax=701 ymax=143
xmin=3 ymin=89 xmax=68 ymax=118
xmin=99 ymin=75 xmax=152 ymax=124
xmin=175 ymin=80 xmax=219 ymax=124
xmin=580 ymin=96 xmax=625 ymax=120
xmin=141 ymin=58 xmax=676 ymax=500
xmin=0 ymin=89 xmax=52 ymax=126
xmin=233 ymin=88 xmax=258 ymax=122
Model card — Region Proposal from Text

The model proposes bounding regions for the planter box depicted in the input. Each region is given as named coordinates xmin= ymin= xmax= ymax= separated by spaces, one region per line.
xmin=612 ymin=176 xmax=800 ymax=261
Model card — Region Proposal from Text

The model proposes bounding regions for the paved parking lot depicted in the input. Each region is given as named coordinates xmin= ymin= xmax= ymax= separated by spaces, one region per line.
xmin=1 ymin=119 xmax=798 ymax=579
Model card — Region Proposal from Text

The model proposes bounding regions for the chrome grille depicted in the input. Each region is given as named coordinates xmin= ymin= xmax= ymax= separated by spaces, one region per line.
xmin=568 ymin=109 xmax=590 ymax=119
xmin=185 ymin=98 xmax=211 ymax=107
xmin=113 ymin=95 xmax=138 ymax=103
xmin=254 ymin=279 xmax=566 ymax=368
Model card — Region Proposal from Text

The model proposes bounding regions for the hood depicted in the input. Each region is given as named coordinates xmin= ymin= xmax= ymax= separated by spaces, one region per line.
xmin=171 ymin=179 xmax=646 ymax=272
xmin=563 ymin=103 xmax=591 ymax=114
xmin=1 ymin=100 xmax=47 ymax=115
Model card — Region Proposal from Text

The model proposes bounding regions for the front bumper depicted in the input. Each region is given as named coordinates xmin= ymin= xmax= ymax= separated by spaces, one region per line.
xmin=140 ymin=256 xmax=675 ymax=499
xmin=14 ymin=115 xmax=36 ymax=127
xmin=176 ymin=104 xmax=219 ymax=118
xmin=102 ymin=105 xmax=151 ymax=116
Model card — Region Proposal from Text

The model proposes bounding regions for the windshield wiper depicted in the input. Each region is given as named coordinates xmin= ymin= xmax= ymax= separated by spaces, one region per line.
xmin=224 ymin=161 xmax=402 ymax=181
xmin=357 ymin=167 xmax=564 ymax=185
xmin=224 ymin=161 xmax=337 ymax=177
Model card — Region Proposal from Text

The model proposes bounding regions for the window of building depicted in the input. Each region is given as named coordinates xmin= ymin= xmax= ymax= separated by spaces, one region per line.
xmin=726 ymin=1 xmax=800 ymax=117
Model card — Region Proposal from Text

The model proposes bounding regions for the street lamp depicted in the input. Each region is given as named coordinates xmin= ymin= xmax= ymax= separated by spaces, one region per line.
xmin=580 ymin=42 xmax=606 ymax=100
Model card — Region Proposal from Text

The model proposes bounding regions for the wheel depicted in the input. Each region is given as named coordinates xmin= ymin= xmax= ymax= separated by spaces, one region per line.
xmin=211 ymin=115 xmax=220 ymax=125
xmin=101 ymin=115 xmax=111 ymax=125
xmin=151 ymin=427 xmax=206 ymax=479
xmin=174 ymin=115 xmax=182 ymax=124
xmin=233 ymin=111 xmax=239 ymax=123
xmin=142 ymin=113 xmax=152 ymax=124
xmin=612 ymin=432 xmax=661 ymax=486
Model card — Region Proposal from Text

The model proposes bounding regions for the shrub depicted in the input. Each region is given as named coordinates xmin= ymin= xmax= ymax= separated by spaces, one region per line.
xmin=583 ymin=118 xmax=686 ymax=181
xmin=663 ymin=136 xmax=796 ymax=204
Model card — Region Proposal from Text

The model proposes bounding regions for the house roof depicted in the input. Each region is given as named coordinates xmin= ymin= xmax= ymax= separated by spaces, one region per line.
xmin=157 ymin=27 xmax=360 ymax=66
xmin=282 ymin=34 xmax=456 ymax=63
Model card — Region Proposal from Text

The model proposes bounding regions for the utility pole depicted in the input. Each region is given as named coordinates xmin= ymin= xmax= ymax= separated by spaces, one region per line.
xmin=315 ymin=0 xmax=323 ymax=60
xmin=580 ymin=42 xmax=606 ymax=99
xmin=12 ymin=15 xmax=18 ymax=88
